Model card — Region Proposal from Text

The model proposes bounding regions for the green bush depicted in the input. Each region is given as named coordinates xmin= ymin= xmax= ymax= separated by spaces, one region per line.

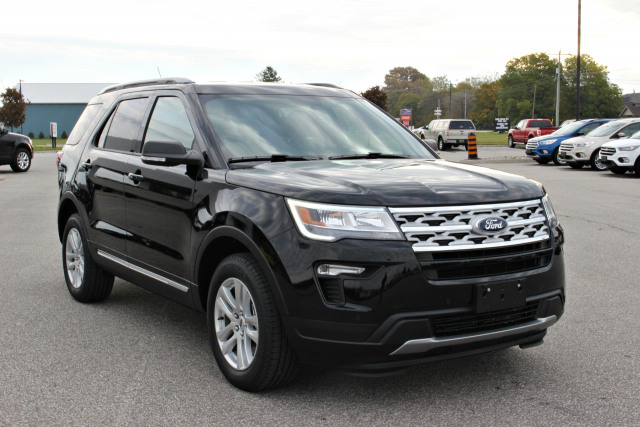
xmin=61 ymin=130 xmax=68 ymax=138
xmin=28 ymin=132 xmax=35 ymax=138
xmin=38 ymin=131 xmax=45 ymax=139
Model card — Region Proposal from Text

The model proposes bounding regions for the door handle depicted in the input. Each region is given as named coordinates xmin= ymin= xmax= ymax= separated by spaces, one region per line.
xmin=81 ymin=161 xmax=92 ymax=171
xmin=127 ymin=173 xmax=144 ymax=182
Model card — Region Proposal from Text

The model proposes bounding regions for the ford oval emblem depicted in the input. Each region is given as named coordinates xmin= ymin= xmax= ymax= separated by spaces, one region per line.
xmin=473 ymin=216 xmax=508 ymax=235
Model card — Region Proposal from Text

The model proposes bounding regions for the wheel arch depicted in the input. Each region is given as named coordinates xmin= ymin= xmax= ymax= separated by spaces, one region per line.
xmin=193 ymin=216 xmax=290 ymax=316
xmin=57 ymin=193 xmax=90 ymax=243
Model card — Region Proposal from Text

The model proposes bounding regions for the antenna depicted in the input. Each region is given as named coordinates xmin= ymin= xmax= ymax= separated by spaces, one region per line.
xmin=157 ymin=67 xmax=162 ymax=77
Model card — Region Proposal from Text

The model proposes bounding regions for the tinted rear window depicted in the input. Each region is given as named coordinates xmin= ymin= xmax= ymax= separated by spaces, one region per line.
xmin=65 ymin=104 xmax=102 ymax=146
xmin=531 ymin=120 xmax=552 ymax=128
xmin=449 ymin=120 xmax=475 ymax=130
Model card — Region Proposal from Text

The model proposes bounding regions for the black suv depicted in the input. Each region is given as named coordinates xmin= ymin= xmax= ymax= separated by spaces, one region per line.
xmin=0 ymin=127 xmax=33 ymax=172
xmin=57 ymin=79 xmax=565 ymax=391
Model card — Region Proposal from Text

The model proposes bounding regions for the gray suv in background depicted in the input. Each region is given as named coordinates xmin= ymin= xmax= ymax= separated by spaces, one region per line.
xmin=415 ymin=119 xmax=476 ymax=151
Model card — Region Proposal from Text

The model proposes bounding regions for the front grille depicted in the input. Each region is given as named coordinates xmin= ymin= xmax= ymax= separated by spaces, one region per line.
xmin=526 ymin=142 xmax=539 ymax=150
xmin=389 ymin=200 xmax=550 ymax=253
xmin=417 ymin=241 xmax=553 ymax=280
xmin=600 ymin=147 xmax=616 ymax=156
xmin=559 ymin=143 xmax=573 ymax=152
xmin=432 ymin=302 xmax=539 ymax=337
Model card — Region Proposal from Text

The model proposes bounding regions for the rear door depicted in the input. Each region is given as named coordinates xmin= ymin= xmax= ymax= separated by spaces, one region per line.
xmin=123 ymin=92 xmax=200 ymax=296
xmin=75 ymin=96 xmax=150 ymax=258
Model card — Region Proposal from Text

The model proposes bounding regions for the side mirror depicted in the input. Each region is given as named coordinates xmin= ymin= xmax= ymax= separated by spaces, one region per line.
xmin=616 ymin=132 xmax=626 ymax=138
xmin=141 ymin=140 xmax=204 ymax=167
xmin=576 ymin=131 xmax=585 ymax=136
xmin=424 ymin=138 xmax=439 ymax=153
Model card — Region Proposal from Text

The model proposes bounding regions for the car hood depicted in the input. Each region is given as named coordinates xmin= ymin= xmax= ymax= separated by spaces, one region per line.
xmin=226 ymin=159 xmax=544 ymax=206
xmin=602 ymin=139 xmax=638 ymax=149
xmin=0 ymin=131 xmax=30 ymax=143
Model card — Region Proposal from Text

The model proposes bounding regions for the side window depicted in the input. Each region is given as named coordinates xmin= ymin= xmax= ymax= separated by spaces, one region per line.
xmin=620 ymin=123 xmax=640 ymax=137
xmin=580 ymin=122 xmax=601 ymax=135
xmin=65 ymin=104 xmax=102 ymax=146
xmin=144 ymin=97 xmax=195 ymax=150
xmin=102 ymin=98 xmax=148 ymax=152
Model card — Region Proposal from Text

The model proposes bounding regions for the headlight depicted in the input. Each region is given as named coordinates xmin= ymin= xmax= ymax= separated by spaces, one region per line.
xmin=542 ymin=195 xmax=558 ymax=229
xmin=575 ymin=141 xmax=593 ymax=148
xmin=286 ymin=199 xmax=404 ymax=242
xmin=541 ymin=139 xmax=556 ymax=145
xmin=619 ymin=145 xmax=640 ymax=151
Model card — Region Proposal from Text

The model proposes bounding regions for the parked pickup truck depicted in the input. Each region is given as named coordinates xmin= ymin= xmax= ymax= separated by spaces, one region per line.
xmin=508 ymin=119 xmax=558 ymax=147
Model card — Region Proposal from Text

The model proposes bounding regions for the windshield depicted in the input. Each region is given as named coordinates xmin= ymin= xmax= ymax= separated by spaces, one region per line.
xmin=631 ymin=130 xmax=640 ymax=140
xmin=199 ymin=95 xmax=434 ymax=160
xmin=587 ymin=120 xmax=627 ymax=137
xmin=552 ymin=121 xmax=589 ymax=136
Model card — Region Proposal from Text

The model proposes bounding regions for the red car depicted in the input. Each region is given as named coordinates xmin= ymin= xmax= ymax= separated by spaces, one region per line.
xmin=508 ymin=119 xmax=558 ymax=147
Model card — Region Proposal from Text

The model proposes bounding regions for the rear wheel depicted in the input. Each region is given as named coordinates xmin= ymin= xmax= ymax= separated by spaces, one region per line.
xmin=438 ymin=138 xmax=446 ymax=151
xmin=62 ymin=214 xmax=114 ymax=302
xmin=207 ymin=253 xmax=298 ymax=391
xmin=10 ymin=148 xmax=31 ymax=172
xmin=508 ymin=135 xmax=515 ymax=148
xmin=552 ymin=149 xmax=566 ymax=166
xmin=590 ymin=149 xmax=607 ymax=171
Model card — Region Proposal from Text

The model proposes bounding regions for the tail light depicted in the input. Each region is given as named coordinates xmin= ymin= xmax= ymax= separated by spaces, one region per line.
xmin=56 ymin=151 xmax=63 ymax=168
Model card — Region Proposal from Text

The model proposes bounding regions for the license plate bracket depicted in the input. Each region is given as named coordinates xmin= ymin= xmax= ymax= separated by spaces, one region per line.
xmin=475 ymin=281 xmax=526 ymax=313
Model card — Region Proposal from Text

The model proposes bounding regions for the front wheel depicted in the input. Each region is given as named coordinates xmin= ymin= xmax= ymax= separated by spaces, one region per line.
xmin=62 ymin=214 xmax=114 ymax=302
xmin=508 ymin=135 xmax=515 ymax=148
xmin=552 ymin=149 xmax=566 ymax=166
xmin=207 ymin=253 xmax=297 ymax=391
xmin=10 ymin=148 xmax=31 ymax=172
xmin=590 ymin=149 xmax=607 ymax=171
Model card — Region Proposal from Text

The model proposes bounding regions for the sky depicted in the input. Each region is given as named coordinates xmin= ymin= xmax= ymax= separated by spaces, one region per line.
xmin=1 ymin=0 xmax=639 ymax=95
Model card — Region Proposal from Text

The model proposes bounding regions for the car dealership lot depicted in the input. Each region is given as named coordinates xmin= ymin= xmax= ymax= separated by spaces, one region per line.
xmin=1 ymin=152 xmax=639 ymax=426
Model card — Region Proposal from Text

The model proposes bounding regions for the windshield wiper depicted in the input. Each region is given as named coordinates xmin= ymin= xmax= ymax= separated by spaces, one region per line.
xmin=227 ymin=155 xmax=321 ymax=165
xmin=328 ymin=152 xmax=410 ymax=160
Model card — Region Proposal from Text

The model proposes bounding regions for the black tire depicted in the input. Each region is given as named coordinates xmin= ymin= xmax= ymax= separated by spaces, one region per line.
xmin=534 ymin=158 xmax=550 ymax=164
xmin=207 ymin=253 xmax=298 ymax=391
xmin=464 ymin=143 xmax=468 ymax=151
xmin=589 ymin=149 xmax=607 ymax=171
xmin=438 ymin=138 xmax=446 ymax=151
xmin=10 ymin=148 xmax=31 ymax=172
xmin=610 ymin=167 xmax=626 ymax=175
xmin=552 ymin=149 xmax=566 ymax=166
xmin=62 ymin=214 xmax=114 ymax=302
xmin=569 ymin=163 xmax=584 ymax=169
xmin=635 ymin=160 xmax=640 ymax=177
xmin=420 ymin=134 xmax=425 ymax=140
xmin=508 ymin=135 xmax=515 ymax=148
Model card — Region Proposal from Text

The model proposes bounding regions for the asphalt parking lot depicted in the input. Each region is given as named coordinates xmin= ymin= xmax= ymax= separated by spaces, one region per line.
xmin=1 ymin=151 xmax=639 ymax=426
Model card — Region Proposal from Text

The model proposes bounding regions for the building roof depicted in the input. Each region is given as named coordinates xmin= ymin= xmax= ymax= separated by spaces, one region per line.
xmin=19 ymin=83 xmax=114 ymax=104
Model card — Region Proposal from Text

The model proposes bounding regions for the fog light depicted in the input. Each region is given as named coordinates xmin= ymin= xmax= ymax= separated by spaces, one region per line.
xmin=576 ymin=153 xmax=586 ymax=158
xmin=317 ymin=264 xmax=365 ymax=276
xmin=620 ymin=157 xmax=630 ymax=164
xmin=541 ymin=150 xmax=548 ymax=154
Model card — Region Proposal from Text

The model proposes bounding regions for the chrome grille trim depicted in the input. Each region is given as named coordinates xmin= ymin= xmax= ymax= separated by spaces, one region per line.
xmin=526 ymin=142 xmax=539 ymax=149
xmin=389 ymin=199 xmax=550 ymax=253
xmin=559 ymin=143 xmax=573 ymax=152
xmin=600 ymin=147 xmax=616 ymax=156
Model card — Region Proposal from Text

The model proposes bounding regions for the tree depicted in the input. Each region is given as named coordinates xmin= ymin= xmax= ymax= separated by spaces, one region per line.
xmin=561 ymin=54 xmax=622 ymax=120
xmin=361 ymin=86 xmax=387 ymax=110
xmin=471 ymin=80 xmax=501 ymax=129
xmin=496 ymin=53 xmax=557 ymax=122
xmin=255 ymin=66 xmax=282 ymax=82
xmin=383 ymin=66 xmax=430 ymax=93
xmin=0 ymin=88 xmax=27 ymax=131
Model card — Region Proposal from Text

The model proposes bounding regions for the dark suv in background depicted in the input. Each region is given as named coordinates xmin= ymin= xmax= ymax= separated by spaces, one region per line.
xmin=0 ymin=127 xmax=33 ymax=172
xmin=57 ymin=78 xmax=565 ymax=391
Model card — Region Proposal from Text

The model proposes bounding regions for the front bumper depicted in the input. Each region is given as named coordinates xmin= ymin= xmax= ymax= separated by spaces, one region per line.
xmin=270 ymin=224 xmax=566 ymax=371
xmin=559 ymin=150 xmax=589 ymax=165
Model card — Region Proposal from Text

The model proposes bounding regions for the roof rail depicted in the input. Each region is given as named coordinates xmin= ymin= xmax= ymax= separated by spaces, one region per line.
xmin=303 ymin=83 xmax=343 ymax=89
xmin=99 ymin=78 xmax=194 ymax=94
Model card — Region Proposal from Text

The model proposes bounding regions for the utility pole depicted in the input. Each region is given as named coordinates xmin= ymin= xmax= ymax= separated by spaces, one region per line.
xmin=576 ymin=0 xmax=581 ymax=120
xmin=448 ymin=82 xmax=452 ymax=118
xmin=19 ymin=79 xmax=24 ymax=134
xmin=556 ymin=51 xmax=562 ymax=126
xmin=532 ymin=84 xmax=537 ymax=118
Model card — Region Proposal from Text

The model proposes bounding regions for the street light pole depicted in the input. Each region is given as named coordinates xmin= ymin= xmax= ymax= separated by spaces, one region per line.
xmin=576 ymin=0 xmax=581 ymax=120
xmin=19 ymin=79 xmax=24 ymax=134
